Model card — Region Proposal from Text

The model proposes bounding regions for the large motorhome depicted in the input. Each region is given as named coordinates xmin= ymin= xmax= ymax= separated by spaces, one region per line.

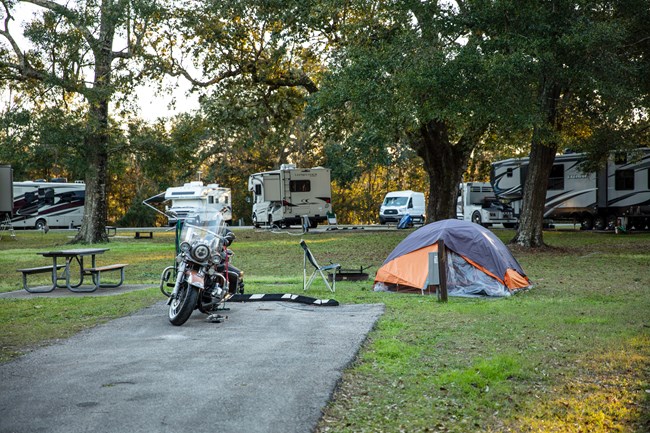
xmin=491 ymin=149 xmax=650 ymax=230
xmin=248 ymin=165 xmax=332 ymax=228
xmin=164 ymin=182 xmax=232 ymax=226
xmin=456 ymin=182 xmax=517 ymax=228
xmin=10 ymin=180 xmax=85 ymax=229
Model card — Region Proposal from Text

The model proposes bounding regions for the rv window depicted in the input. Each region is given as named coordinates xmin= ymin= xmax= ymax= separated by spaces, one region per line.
xmin=408 ymin=198 xmax=413 ymax=209
xmin=615 ymin=169 xmax=634 ymax=190
xmin=208 ymin=196 xmax=214 ymax=204
xmin=290 ymin=180 xmax=310 ymax=192
xmin=58 ymin=192 xmax=74 ymax=203
xmin=41 ymin=188 xmax=55 ymax=205
xmin=548 ymin=165 xmax=564 ymax=190
xmin=506 ymin=168 xmax=513 ymax=178
xmin=255 ymin=185 xmax=262 ymax=195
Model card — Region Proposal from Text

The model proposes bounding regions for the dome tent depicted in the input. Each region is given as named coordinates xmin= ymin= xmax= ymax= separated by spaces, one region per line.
xmin=374 ymin=219 xmax=531 ymax=297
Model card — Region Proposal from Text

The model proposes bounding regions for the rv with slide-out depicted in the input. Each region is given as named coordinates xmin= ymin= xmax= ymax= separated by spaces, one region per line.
xmin=248 ymin=165 xmax=332 ymax=228
xmin=491 ymin=149 xmax=650 ymax=230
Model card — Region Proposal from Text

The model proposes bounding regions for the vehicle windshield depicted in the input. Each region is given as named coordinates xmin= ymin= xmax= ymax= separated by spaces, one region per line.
xmin=383 ymin=197 xmax=408 ymax=206
xmin=179 ymin=213 xmax=227 ymax=249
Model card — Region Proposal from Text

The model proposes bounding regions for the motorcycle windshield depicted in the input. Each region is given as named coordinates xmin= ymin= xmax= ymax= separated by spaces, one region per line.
xmin=179 ymin=214 xmax=227 ymax=251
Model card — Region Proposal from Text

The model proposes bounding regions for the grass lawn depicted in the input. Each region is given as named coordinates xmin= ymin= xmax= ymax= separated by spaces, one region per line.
xmin=1 ymin=226 xmax=649 ymax=432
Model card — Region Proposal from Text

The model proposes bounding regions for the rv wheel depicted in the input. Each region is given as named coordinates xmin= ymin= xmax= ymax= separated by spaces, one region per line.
xmin=252 ymin=213 xmax=260 ymax=228
xmin=594 ymin=216 xmax=606 ymax=231
xmin=35 ymin=219 xmax=47 ymax=230
xmin=471 ymin=211 xmax=483 ymax=226
xmin=606 ymin=215 xmax=618 ymax=230
xmin=580 ymin=215 xmax=594 ymax=230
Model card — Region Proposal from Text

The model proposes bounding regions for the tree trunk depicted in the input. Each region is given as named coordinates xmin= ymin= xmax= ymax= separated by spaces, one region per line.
xmin=74 ymin=99 xmax=110 ymax=244
xmin=511 ymin=80 xmax=563 ymax=247
xmin=510 ymin=140 xmax=557 ymax=247
xmin=73 ymin=16 xmax=114 ymax=244
xmin=412 ymin=120 xmax=474 ymax=222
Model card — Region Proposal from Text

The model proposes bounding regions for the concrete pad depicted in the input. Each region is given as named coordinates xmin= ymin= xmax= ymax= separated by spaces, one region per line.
xmin=0 ymin=301 xmax=384 ymax=433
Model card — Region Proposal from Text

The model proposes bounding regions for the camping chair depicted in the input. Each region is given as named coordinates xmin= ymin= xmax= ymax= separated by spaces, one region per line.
xmin=300 ymin=240 xmax=341 ymax=292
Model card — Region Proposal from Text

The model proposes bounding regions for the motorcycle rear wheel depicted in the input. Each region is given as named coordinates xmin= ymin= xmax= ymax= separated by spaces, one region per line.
xmin=168 ymin=282 xmax=199 ymax=326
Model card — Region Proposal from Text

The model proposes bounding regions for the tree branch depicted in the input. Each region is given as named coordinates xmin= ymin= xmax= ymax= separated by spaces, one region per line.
xmin=23 ymin=0 xmax=98 ymax=47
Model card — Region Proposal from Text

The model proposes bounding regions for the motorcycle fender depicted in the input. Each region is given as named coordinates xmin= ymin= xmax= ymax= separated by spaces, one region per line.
xmin=186 ymin=271 xmax=204 ymax=289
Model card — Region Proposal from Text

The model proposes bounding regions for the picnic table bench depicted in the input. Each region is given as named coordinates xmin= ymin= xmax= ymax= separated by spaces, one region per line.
xmin=17 ymin=264 xmax=66 ymax=292
xmin=17 ymin=248 xmax=127 ymax=293
xmin=134 ymin=231 xmax=153 ymax=239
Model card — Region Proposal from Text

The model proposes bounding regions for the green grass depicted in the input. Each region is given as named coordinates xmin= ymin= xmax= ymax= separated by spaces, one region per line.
xmin=1 ymin=227 xmax=649 ymax=432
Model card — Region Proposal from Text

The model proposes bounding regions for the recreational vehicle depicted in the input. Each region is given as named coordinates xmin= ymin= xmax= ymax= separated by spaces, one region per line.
xmin=10 ymin=180 xmax=85 ymax=229
xmin=164 ymin=182 xmax=232 ymax=226
xmin=456 ymin=182 xmax=517 ymax=228
xmin=248 ymin=165 xmax=332 ymax=228
xmin=491 ymin=149 xmax=650 ymax=230
xmin=379 ymin=190 xmax=426 ymax=224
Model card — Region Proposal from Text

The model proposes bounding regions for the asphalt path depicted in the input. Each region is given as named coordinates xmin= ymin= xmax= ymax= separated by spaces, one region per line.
xmin=0 ymin=300 xmax=384 ymax=433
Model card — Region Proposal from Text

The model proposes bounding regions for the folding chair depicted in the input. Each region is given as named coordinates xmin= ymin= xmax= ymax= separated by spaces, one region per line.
xmin=300 ymin=240 xmax=341 ymax=292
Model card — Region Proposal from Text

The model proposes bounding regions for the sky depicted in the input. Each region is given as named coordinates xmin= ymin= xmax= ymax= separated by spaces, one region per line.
xmin=130 ymin=80 xmax=200 ymax=122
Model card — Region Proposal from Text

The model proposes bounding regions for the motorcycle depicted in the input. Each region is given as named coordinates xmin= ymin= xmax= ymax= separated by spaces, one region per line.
xmin=159 ymin=213 xmax=244 ymax=326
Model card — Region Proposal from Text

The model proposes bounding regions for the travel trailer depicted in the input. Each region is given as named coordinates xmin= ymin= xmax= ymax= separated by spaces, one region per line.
xmin=456 ymin=182 xmax=517 ymax=228
xmin=491 ymin=149 xmax=650 ymax=230
xmin=379 ymin=190 xmax=426 ymax=224
xmin=248 ymin=165 xmax=332 ymax=228
xmin=164 ymin=182 xmax=232 ymax=226
xmin=10 ymin=180 xmax=85 ymax=229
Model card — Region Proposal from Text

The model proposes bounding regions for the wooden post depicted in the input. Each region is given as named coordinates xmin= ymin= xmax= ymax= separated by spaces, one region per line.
xmin=437 ymin=239 xmax=448 ymax=302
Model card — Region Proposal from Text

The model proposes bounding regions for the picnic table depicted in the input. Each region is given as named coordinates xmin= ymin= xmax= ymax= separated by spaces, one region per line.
xmin=18 ymin=248 xmax=127 ymax=293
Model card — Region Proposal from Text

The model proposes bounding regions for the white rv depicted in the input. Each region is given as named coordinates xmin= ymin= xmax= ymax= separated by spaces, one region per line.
xmin=379 ymin=190 xmax=426 ymax=224
xmin=248 ymin=165 xmax=332 ymax=228
xmin=164 ymin=182 xmax=232 ymax=226
xmin=10 ymin=180 xmax=85 ymax=229
xmin=456 ymin=182 xmax=517 ymax=228
xmin=491 ymin=149 xmax=650 ymax=230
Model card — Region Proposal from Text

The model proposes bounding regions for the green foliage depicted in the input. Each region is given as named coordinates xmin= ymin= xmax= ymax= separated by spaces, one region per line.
xmin=470 ymin=0 xmax=650 ymax=158
xmin=115 ymin=194 xmax=159 ymax=227
xmin=0 ymin=105 xmax=86 ymax=181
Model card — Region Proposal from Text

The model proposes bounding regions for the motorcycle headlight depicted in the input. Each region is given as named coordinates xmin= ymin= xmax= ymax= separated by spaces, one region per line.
xmin=191 ymin=243 xmax=210 ymax=262
xmin=179 ymin=241 xmax=191 ymax=253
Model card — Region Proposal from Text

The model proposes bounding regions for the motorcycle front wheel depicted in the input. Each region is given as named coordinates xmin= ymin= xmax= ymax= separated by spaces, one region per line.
xmin=168 ymin=282 xmax=199 ymax=326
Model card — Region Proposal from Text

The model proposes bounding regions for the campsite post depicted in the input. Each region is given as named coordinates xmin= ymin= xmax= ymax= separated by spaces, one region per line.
xmin=438 ymin=240 xmax=448 ymax=302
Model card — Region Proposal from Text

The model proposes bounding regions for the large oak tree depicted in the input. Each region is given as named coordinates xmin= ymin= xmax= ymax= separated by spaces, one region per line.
xmin=1 ymin=0 xmax=160 ymax=242
xmin=469 ymin=0 xmax=650 ymax=247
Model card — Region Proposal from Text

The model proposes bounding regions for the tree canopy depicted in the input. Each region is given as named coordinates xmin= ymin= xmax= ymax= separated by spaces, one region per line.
xmin=1 ymin=0 xmax=648 ymax=240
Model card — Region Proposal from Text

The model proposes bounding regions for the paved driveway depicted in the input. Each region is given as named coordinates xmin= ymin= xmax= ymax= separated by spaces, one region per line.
xmin=0 ymin=301 xmax=384 ymax=433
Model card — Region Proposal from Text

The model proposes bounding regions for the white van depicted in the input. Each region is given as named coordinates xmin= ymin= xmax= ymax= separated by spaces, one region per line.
xmin=379 ymin=190 xmax=426 ymax=224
